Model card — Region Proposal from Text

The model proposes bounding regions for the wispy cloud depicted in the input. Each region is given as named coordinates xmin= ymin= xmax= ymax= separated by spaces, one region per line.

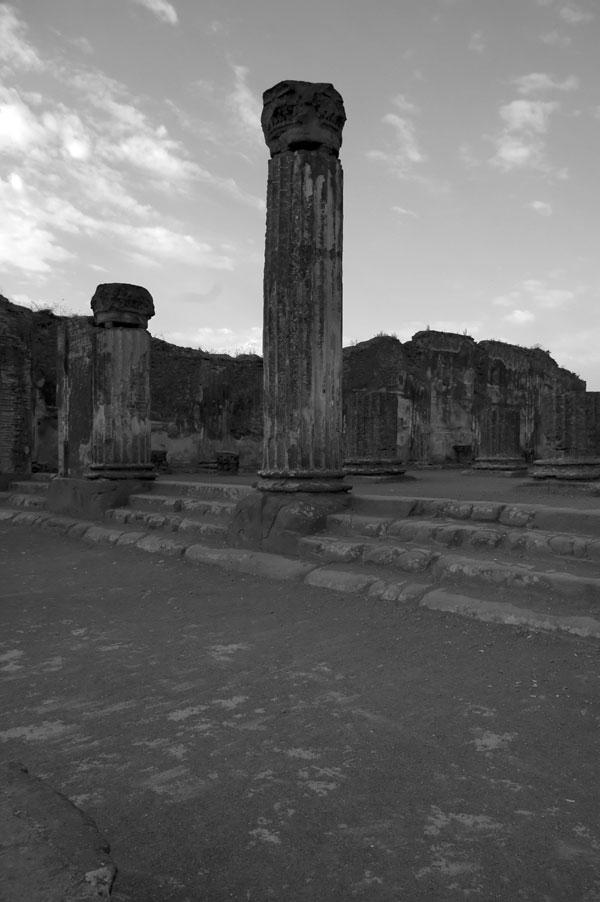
xmin=0 ymin=4 xmax=43 ymax=72
xmin=491 ymin=98 xmax=558 ymax=172
xmin=493 ymin=278 xmax=577 ymax=315
xmin=504 ymin=309 xmax=535 ymax=324
xmin=514 ymin=72 xmax=579 ymax=94
xmin=540 ymin=29 xmax=572 ymax=46
xmin=164 ymin=325 xmax=262 ymax=355
xmin=226 ymin=64 xmax=262 ymax=148
xmin=367 ymin=94 xmax=426 ymax=179
xmin=468 ymin=31 xmax=486 ymax=53
xmin=392 ymin=205 xmax=418 ymax=218
xmin=528 ymin=200 xmax=553 ymax=215
xmin=129 ymin=0 xmax=178 ymax=26
xmin=559 ymin=4 xmax=594 ymax=24
xmin=0 ymin=5 xmax=265 ymax=281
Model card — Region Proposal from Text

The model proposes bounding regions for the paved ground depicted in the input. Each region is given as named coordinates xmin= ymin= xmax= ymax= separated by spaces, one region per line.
xmin=1 ymin=521 xmax=600 ymax=901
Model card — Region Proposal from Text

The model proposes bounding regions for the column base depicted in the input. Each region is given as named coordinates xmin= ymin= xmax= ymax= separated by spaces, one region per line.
xmin=85 ymin=463 xmax=156 ymax=480
xmin=343 ymin=458 xmax=405 ymax=478
xmin=257 ymin=470 xmax=350 ymax=493
xmin=529 ymin=457 xmax=600 ymax=480
xmin=472 ymin=456 xmax=528 ymax=473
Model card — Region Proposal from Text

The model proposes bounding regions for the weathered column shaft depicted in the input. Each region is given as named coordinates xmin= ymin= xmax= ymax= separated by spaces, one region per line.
xmin=259 ymin=79 xmax=347 ymax=492
xmin=90 ymin=327 xmax=151 ymax=474
xmin=262 ymin=150 xmax=343 ymax=478
xmin=87 ymin=283 xmax=155 ymax=480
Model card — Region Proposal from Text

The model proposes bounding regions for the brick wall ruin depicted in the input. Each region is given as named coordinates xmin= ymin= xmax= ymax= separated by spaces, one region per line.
xmin=0 ymin=296 xmax=60 ymax=478
xmin=0 ymin=295 xmax=593 ymax=475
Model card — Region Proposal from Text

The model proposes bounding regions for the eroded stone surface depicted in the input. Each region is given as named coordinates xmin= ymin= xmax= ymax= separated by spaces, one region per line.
xmin=261 ymin=80 xmax=346 ymax=156
xmin=91 ymin=283 xmax=155 ymax=328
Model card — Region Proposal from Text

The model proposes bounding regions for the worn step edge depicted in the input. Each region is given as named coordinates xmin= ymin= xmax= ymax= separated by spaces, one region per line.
xmin=300 ymin=534 xmax=600 ymax=600
xmin=106 ymin=508 xmax=228 ymax=537
xmin=421 ymin=588 xmax=600 ymax=639
xmin=6 ymin=493 xmax=47 ymax=509
xmin=3 ymin=507 xmax=599 ymax=638
xmin=327 ymin=512 xmax=600 ymax=564
xmin=8 ymin=481 xmax=51 ymax=495
xmin=151 ymin=481 xmax=254 ymax=500
xmin=350 ymin=494 xmax=600 ymax=537
xmin=127 ymin=494 xmax=235 ymax=516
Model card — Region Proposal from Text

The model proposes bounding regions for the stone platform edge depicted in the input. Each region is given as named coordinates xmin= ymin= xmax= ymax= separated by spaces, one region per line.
xmin=2 ymin=506 xmax=600 ymax=641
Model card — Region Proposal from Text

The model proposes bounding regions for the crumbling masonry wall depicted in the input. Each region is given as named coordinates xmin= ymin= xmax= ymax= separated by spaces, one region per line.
xmin=150 ymin=338 xmax=263 ymax=471
xmin=0 ymin=295 xmax=591 ymax=473
xmin=0 ymin=295 xmax=61 ymax=476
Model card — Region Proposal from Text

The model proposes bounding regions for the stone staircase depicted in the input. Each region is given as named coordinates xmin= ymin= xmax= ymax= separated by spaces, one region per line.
xmin=298 ymin=493 xmax=600 ymax=621
xmin=0 ymin=473 xmax=53 ymax=510
xmin=104 ymin=478 xmax=254 ymax=546
xmin=2 ymin=473 xmax=600 ymax=634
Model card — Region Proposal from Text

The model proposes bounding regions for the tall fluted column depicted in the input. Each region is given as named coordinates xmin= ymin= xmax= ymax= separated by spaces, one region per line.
xmin=259 ymin=80 xmax=348 ymax=493
xmin=86 ymin=283 xmax=156 ymax=480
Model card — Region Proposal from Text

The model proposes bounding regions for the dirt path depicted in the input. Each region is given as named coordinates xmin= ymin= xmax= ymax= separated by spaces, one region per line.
xmin=1 ymin=524 xmax=600 ymax=901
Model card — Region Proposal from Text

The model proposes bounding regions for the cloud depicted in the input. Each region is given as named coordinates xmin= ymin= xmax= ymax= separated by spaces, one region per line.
xmin=164 ymin=325 xmax=262 ymax=355
xmin=0 ymin=175 xmax=73 ymax=273
xmin=500 ymin=99 xmax=557 ymax=132
xmin=227 ymin=65 xmax=262 ymax=146
xmin=129 ymin=0 xmax=178 ymax=25
xmin=490 ymin=99 xmax=559 ymax=172
xmin=367 ymin=95 xmax=425 ymax=179
xmin=468 ymin=31 xmax=486 ymax=53
xmin=108 ymin=224 xmax=234 ymax=269
xmin=505 ymin=309 xmax=535 ymax=324
xmin=0 ymin=4 xmax=43 ymax=72
xmin=528 ymin=200 xmax=553 ymax=215
xmin=559 ymin=4 xmax=594 ymax=24
xmin=493 ymin=278 xmax=576 ymax=313
xmin=540 ymin=29 xmax=572 ymax=45
xmin=392 ymin=205 xmax=418 ymax=218
xmin=514 ymin=72 xmax=579 ymax=94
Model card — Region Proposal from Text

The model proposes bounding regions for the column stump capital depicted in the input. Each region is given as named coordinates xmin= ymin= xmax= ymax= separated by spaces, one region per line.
xmin=91 ymin=283 xmax=155 ymax=329
xmin=261 ymin=80 xmax=346 ymax=157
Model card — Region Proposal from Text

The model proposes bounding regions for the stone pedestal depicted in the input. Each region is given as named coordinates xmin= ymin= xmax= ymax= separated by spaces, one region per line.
xmin=87 ymin=284 xmax=155 ymax=480
xmin=258 ymin=80 xmax=348 ymax=494
xmin=530 ymin=391 xmax=600 ymax=480
xmin=343 ymin=390 xmax=405 ymax=479
xmin=473 ymin=405 xmax=526 ymax=473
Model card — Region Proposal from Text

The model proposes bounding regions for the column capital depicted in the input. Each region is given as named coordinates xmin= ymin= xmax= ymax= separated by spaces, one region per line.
xmin=91 ymin=283 xmax=155 ymax=328
xmin=261 ymin=80 xmax=346 ymax=157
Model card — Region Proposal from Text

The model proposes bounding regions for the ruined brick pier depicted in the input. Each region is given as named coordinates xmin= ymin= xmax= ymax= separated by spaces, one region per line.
xmin=258 ymin=80 xmax=348 ymax=493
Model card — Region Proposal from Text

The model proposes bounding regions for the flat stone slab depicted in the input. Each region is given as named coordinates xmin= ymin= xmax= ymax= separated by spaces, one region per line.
xmin=0 ymin=761 xmax=116 ymax=900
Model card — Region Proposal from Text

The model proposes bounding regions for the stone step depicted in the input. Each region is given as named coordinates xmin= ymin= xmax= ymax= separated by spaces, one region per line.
xmin=104 ymin=508 xmax=227 ymax=542
xmin=326 ymin=512 xmax=600 ymax=565
xmin=128 ymin=493 xmax=235 ymax=520
xmin=151 ymin=480 xmax=254 ymax=502
xmin=9 ymin=480 xmax=50 ymax=495
xmin=350 ymin=494 xmax=600 ymax=538
xmin=6 ymin=493 xmax=47 ymax=510
xmin=299 ymin=534 xmax=600 ymax=614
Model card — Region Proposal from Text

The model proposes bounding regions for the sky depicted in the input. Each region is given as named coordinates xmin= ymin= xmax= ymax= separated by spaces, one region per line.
xmin=1 ymin=0 xmax=599 ymax=387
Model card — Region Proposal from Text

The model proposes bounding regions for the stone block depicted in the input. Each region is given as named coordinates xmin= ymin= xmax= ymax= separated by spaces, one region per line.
xmin=228 ymin=489 xmax=350 ymax=555
xmin=47 ymin=477 xmax=146 ymax=520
